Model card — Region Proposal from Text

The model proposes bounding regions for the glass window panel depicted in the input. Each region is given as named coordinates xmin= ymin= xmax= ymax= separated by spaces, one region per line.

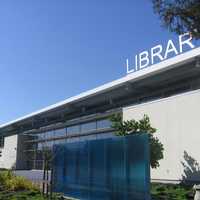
xmin=36 ymin=150 xmax=43 ymax=161
xmin=83 ymin=135 xmax=97 ymax=141
xmin=33 ymin=134 xmax=39 ymax=140
xmin=54 ymin=140 xmax=60 ymax=145
xmin=37 ymin=142 xmax=43 ymax=151
xmin=54 ymin=139 xmax=66 ymax=145
xmin=54 ymin=128 xmax=66 ymax=138
xmin=26 ymin=134 xmax=39 ymax=141
xmin=67 ymin=125 xmax=80 ymax=135
xmin=96 ymin=132 xmax=114 ymax=140
xmin=40 ymin=141 xmax=53 ymax=149
xmin=36 ymin=133 xmax=45 ymax=140
xmin=97 ymin=119 xmax=111 ymax=129
xmin=35 ymin=161 xmax=43 ymax=170
xmin=47 ymin=141 xmax=54 ymax=148
xmin=25 ymin=142 xmax=35 ymax=151
xmin=67 ymin=138 xmax=80 ymax=143
xmin=77 ymin=142 xmax=89 ymax=198
xmin=45 ymin=131 xmax=54 ymax=139
xmin=81 ymin=122 xmax=96 ymax=133
xmin=79 ymin=136 xmax=88 ymax=142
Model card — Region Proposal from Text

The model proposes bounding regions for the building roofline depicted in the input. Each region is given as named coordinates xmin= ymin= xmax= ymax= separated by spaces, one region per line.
xmin=0 ymin=47 xmax=200 ymax=129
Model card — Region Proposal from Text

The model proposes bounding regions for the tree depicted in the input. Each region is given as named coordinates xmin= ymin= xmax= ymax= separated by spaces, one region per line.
xmin=152 ymin=0 xmax=200 ymax=39
xmin=110 ymin=114 xmax=164 ymax=169
xmin=40 ymin=141 xmax=56 ymax=199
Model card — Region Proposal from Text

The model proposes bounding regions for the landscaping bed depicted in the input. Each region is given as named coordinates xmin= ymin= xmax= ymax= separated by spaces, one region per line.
xmin=0 ymin=190 xmax=46 ymax=200
xmin=151 ymin=183 xmax=194 ymax=200
xmin=0 ymin=170 xmax=60 ymax=200
xmin=0 ymin=170 xmax=196 ymax=200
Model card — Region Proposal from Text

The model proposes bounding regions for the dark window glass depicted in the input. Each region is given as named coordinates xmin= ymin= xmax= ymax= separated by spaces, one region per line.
xmin=0 ymin=136 xmax=4 ymax=148
xmin=25 ymin=134 xmax=39 ymax=141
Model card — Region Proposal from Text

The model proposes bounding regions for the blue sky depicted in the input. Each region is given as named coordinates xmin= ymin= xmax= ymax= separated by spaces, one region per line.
xmin=0 ymin=0 xmax=195 ymax=124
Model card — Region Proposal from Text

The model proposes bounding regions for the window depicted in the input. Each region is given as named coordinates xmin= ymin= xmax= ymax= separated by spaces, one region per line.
xmin=54 ymin=139 xmax=66 ymax=145
xmin=36 ymin=133 xmax=46 ymax=141
xmin=46 ymin=141 xmax=54 ymax=148
xmin=54 ymin=128 xmax=66 ymax=138
xmin=67 ymin=125 xmax=80 ymax=135
xmin=37 ymin=142 xmax=43 ymax=151
xmin=45 ymin=131 xmax=54 ymax=139
xmin=0 ymin=136 xmax=4 ymax=148
xmin=81 ymin=122 xmax=96 ymax=133
xmin=97 ymin=119 xmax=111 ymax=129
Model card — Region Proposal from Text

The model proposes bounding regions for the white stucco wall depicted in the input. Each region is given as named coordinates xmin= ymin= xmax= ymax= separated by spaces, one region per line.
xmin=0 ymin=135 xmax=18 ymax=169
xmin=123 ymin=89 xmax=200 ymax=182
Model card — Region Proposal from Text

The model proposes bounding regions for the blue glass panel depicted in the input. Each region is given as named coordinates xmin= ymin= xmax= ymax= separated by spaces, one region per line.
xmin=97 ymin=119 xmax=111 ymax=129
xmin=89 ymin=139 xmax=108 ymax=200
xmin=77 ymin=142 xmax=89 ymax=199
xmin=35 ymin=133 xmax=45 ymax=140
xmin=106 ymin=137 xmax=126 ymax=200
xmin=54 ymin=128 xmax=66 ymax=137
xmin=53 ymin=146 xmax=64 ymax=192
xmin=46 ymin=130 xmax=55 ymax=139
xmin=53 ymin=134 xmax=150 ymax=200
xmin=67 ymin=125 xmax=80 ymax=135
xmin=37 ymin=142 xmax=43 ymax=151
xmin=125 ymin=135 xmax=150 ymax=199
xmin=81 ymin=122 xmax=96 ymax=133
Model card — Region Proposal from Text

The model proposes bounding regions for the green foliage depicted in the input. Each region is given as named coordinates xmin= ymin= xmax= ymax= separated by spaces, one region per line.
xmin=152 ymin=0 xmax=200 ymax=39
xmin=0 ymin=170 xmax=62 ymax=200
xmin=151 ymin=183 xmax=193 ymax=200
xmin=110 ymin=114 xmax=164 ymax=169
xmin=0 ymin=189 xmax=62 ymax=200
xmin=0 ymin=190 xmax=47 ymax=200
xmin=0 ymin=170 xmax=39 ymax=191
xmin=0 ymin=190 xmax=45 ymax=200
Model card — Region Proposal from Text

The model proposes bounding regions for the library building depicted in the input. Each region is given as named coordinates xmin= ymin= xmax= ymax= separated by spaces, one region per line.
xmin=0 ymin=33 xmax=200 ymax=184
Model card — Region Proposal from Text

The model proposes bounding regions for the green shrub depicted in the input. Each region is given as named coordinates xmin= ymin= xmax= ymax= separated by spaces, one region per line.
xmin=110 ymin=114 xmax=164 ymax=169
xmin=0 ymin=170 xmax=13 ymax=190
xmin=5 ymin=176 xmax=38 ymax=191
xmin=151 ymin=183 xmax=193 ymax=200
xmin=0 ymin=170 xmax=39 ymax=191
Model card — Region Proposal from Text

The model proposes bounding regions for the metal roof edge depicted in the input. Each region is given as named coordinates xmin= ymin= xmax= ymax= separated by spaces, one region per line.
xmin=0 ymin=47 xmax=200 ymax=129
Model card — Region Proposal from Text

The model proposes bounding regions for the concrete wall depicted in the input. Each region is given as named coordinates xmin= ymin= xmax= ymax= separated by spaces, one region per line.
xmin=123 ymin=89 xmax=200 ymax=183
xmin=0 ymin=135 xmax=18 ymax=169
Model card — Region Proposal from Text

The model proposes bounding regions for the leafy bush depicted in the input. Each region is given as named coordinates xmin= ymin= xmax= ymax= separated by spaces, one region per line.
xmin=0 ymin=190 xmax=45 ymax=200
xmin=151 ymin=183 xmax=193 ymax=200
xmin=0 ymin=170 xmax=38 ymax=191
xmin=110 ymin=114 xmax=164 ymax=169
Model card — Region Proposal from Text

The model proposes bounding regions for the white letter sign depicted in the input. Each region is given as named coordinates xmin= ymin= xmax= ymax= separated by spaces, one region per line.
xmin=126 ymin=33 xmax=196 ymax=74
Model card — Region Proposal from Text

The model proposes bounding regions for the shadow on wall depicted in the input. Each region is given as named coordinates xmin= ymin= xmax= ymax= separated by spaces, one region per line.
xmin=181 ymin=151 xmax=200 ymax=184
